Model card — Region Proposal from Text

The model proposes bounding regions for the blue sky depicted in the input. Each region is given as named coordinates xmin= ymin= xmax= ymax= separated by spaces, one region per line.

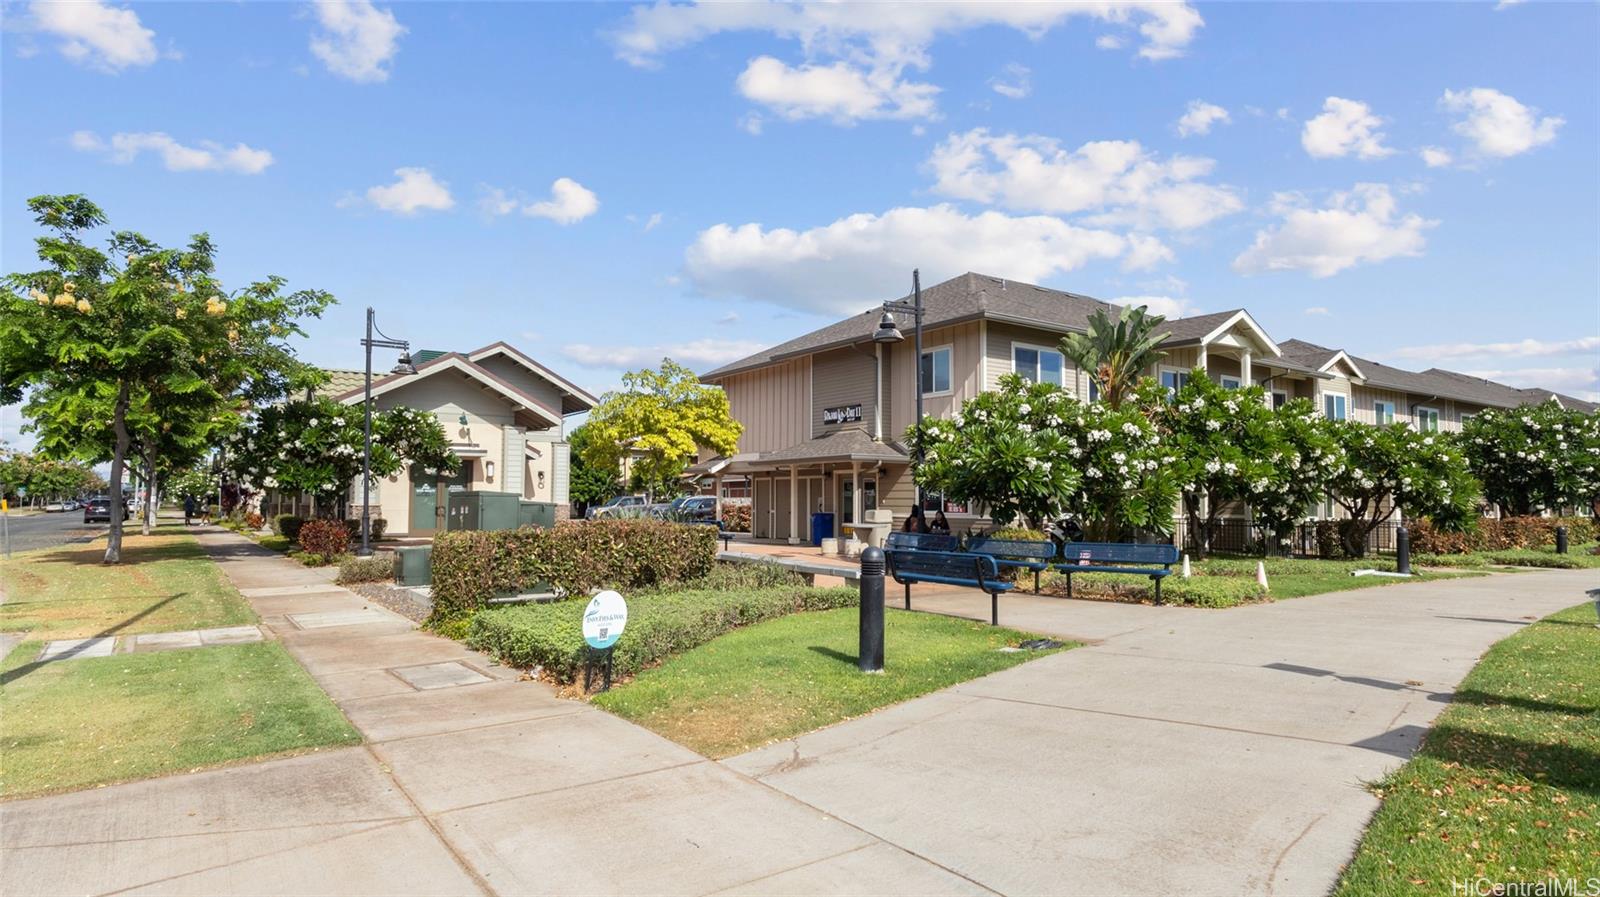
xmin=4 ymin=0 xmax=1598 ymax=449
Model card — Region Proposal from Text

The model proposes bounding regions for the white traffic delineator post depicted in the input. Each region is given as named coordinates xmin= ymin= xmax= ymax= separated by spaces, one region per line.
xmin=1256 ymin=561 xmax=1269 ymax=592
xmin=1181 ymin=554 xmax=1191 ymax=578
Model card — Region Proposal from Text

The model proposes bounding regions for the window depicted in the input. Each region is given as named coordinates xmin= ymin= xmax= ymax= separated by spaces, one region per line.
xmin=1322 ymin=393 xmax=1347 ymax=420
xmin=1013 ymin=344 xmax=1064 ymax=386
xmin=1087 ymin=379 xmax=1101 ymax=402
xmin=1459 ymin=412 xmax=1476 ymax=425
xmin=920 ymin=346 xmax=951 ymax=395
xmin=1271 ymin=390 xmax=1289 ymax=410
xmin=1220 ymin=377 xmax=1241 ymax=390
xmin=1416 ymin=407 xmax=1440 ymax=433
xmin=1159 ymin=367 xmax=1190 ymax=399
xmin=920 ymin=491 xmax=968 ymax=515
xmin=1373 ymin=400 xmax=1395 ymax=425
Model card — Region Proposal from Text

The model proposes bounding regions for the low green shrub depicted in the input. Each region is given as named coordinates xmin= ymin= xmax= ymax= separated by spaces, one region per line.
xmin=468 ymin=583 xmax=858 ymax=683
xmin=1478 ymin=549 xmax=1600 ymax=569
xmin=430 ymin=519 xmax=718 ymax=621
xmin=273 ymin=514 xmax=305 ymax=541
xmin=342 ymin=518 xmax=387 ymax=541
xmin=1046 ymin=569 xmax=1266 ymax=608
xmin=637 ymin=560 xmax=803 ymax=594
xmin=1410 ymin=515 xmax=1596 ymax=554
xmin=336 ymin=554 xmax=395 ymax=584
xmin=1412 ymin=552 xmax=1490 ymax=568
xmin=297 ymin=518 xmax=350 ymax=562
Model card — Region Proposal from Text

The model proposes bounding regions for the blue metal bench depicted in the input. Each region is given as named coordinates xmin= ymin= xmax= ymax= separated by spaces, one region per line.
xmin=966 ymin=536 xmax=1056 ymax=592
xmin=885 ymin=549 xmax=1013 ymax=625
xmin=1054 ymin=542 xmax=1180 ymax=604
xmin=884 ymin=531 xmax=960 ymax=552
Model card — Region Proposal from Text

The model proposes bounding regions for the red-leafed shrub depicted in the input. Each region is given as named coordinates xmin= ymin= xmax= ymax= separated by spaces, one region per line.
xmin=1410 ymin=515 xmax=1595 ymax=554
xmin=298 ymin=518 xmax=350 ymax=562
xmin=722 ymin=501 xmax=751 ymax=533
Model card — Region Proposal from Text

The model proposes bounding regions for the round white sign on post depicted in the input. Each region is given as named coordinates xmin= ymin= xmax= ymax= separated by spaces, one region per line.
xmin=582 ymin=590 xmax=628 ymax=650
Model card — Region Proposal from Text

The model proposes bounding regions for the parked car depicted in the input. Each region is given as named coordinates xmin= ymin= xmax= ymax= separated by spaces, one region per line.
xmin=669 ymin=495 xmax=719 ymax=523
xmin=586 ymin=494 xmax=648 ymax=519
xmin=83 ymin=496 xmax=130 ymax=524
xmin=62 ymin=499 xmax=80 ymax=511
xmin=44 ymin=502 xmax=66 ymax=512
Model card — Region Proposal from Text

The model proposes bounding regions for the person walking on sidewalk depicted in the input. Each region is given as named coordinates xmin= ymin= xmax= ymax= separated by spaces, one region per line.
xmin=183 ymin=495 xmax=196 ymax=526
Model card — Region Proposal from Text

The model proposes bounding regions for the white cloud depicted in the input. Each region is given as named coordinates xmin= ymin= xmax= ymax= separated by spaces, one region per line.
xmin=1460 ymin=366 xmax=1598 ymax=398
xmin=1110 ymin=295 xmax=1200 ymax=319
xmin=927 ymin=128 xmax=1243 ymax=231
xmin=1419 ymin=146 xmax=1454 ymax=168
xmin=561 ymin=338 xmax=769 ymax=370
xmin=70 ymin=130 xmax=273 ymax=174
xmin=310 ymin=0 xmax=405 ymax=83
xmin=716 ymin=312 xmax=740 ymax=325
xmin=1094 ymin=34 xmax=1124 ymax=50
xmin=1232 ymin=183 xmax=1436 ymax=278
xmin=1301 ymin=97 xmax=1394 ymax=160
xmin=364 ymin=167 xmax=454 ymax=215
xmin=30 ymin=0 xmax=157 ymax=71
xmin=1441 ymin=87 xmax=1563 ymax=159
xmin=684 ymin=204 xmax=1130 ymax=315
xmin=479 ymin=178 xmax=600 ymax=224
xmin=1122 ymin=233 xmax=1174 ymax=271
xmin=644 ymin=212 xmax=663 ymax=231
xmin=989 ymin=63 xmax=1031 ymax=100
xmin=735 ymin=56 xmax=936 ymax=123
xmin=610 ymin=2 xmax=1202 ymax=123
xmin=1389 ymin=336 xmax=1600 ymax=361
xmin=1304 ymin=306 xmax=1330 ymax=316
xmin=1175 ymin=100 xmax=1229 ymax=137
xmin=1494 ymin=0 xmax=1527 ymax=9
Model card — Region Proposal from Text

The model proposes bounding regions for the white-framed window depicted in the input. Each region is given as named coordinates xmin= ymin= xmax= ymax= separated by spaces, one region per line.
xmin=1271 ymin=389 xmax=1289 ymax=410
xmin=1322 ymin=392 xmax=1347 ymax=420
xmin=1159 ymin=366 xmax=1190 ymax=399
xmin=1220 ymin=376 xmax=1241 ymax=390
xmin=920 ymin=346 xmax=952 ymax=395
xmin=1373 ymin=400 xmax=1395 ymax=425
xmin=1459 ymin=411 xmax=1476 ymax=426
xmin=1416 ymin=406 xmax=1440 ymax=433
xmin=1087 ymin=379 xmax=1100 ymax=402
xmin=1012 ymin=343 xmax=1065 ymax=386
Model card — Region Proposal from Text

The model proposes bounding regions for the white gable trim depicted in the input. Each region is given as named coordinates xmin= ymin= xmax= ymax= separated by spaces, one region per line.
xmin=341 ymin=356 xmax=564 ymax=427
xmin=468 ymin=343 xmax=599 ymax=409
xmin=1317 ymin=350 xmax=1366 ymax=381
xmin=1197 ymin=310 xmax=1282 ymax=358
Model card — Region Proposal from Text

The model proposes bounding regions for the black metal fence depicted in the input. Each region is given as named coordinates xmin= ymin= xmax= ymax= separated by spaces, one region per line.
xmin=1171 ymin=518 xmax=1401 ymax=558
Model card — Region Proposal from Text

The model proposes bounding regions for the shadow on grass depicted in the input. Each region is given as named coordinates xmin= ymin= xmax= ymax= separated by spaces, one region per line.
xmin=1446 ymin=687 xmax=1598 ymax=719
xmin=1423 ymin=723 xmax=1600 ymax=796
xmin=807 ymin=645 xmax=858 ymax=667
xmin=1 ymin=593 xmax=184 ymax=686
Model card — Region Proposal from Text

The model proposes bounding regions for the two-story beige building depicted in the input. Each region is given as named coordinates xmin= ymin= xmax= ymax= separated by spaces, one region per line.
xmin=698 ymin=272 xmax=1593 ymax=543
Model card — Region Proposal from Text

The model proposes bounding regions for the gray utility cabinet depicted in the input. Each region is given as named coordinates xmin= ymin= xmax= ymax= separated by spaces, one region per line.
xmin=445 ymin=491 xmax=558 ymax=532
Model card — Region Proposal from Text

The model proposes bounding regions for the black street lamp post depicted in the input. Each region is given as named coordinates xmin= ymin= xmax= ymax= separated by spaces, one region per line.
xmin=357 ymin=307 xmax=418 ymax=557
xmin=872 ymin=269 xmax=926 ymax=502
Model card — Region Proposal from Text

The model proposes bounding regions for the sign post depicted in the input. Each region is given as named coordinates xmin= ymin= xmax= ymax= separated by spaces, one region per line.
xmin=581 ymin=590 xmax=628 ymax=693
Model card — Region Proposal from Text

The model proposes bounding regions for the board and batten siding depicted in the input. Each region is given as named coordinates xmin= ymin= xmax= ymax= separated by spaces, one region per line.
xmin=1351 ymin=385 xmax=1410 ymax=427
xmin=887 ymin=321 xmax=983 ymax=436
xmin=714 ymin=357 xmax=811 ymax=454
xmin=811 ymin=347 xmax=878 ymax=436
xmin=982 ymin=322 xmax=1094 ymax=399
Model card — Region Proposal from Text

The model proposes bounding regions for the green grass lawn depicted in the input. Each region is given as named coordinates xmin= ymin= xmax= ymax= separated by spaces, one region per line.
xmin=594 ymin=607 xmax=1070 ymax=758
xmin=1416 ymin=546 xmax=1600 ymax=571
xmin=0 ymin=525 xmax=257 ymax=640
xmin=1336 ymin=603 xmax=1599 ymax=894
xmin=1042 ymin=556 xmax=1481 ymax=607
xmin=1 ymin=640 xmax=360 ymax=799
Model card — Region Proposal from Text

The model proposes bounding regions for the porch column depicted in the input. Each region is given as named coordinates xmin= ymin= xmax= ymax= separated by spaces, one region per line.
xmin=1240 ymin=348 xmax=1253 ymax=390
xmin=851 ymin=463 xmax=862 ymax=541
xmin=713 ymin=473 xmax=723 ymax=526
xmin=1197 ymin=343 xmax=1208 ymax=372
xmin=788 ymin=465 xmax=799 ymax=545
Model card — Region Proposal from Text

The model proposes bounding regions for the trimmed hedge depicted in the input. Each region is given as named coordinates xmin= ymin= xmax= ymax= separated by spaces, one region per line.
xmin=273 ymin=514 xmax=305 ymax=541
xmin=430 ymin=519 xmax=718 ymax=620
xmin=468 ymin=581 xmax=858 ymax=683
xmin=337 ymin=554 xmax=395 ymax=584
xmin=1410 ymin=516 xmax=1596 ymax=555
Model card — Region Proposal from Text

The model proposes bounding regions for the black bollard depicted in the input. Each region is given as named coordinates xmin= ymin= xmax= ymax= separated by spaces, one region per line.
xmin=858 ymin=546 xmax=885 ymax=673
xmin=1396 ymin=525 xmax=1411 ymax=576
xmin=1555 ymin=526 xmax=1568 ymax=555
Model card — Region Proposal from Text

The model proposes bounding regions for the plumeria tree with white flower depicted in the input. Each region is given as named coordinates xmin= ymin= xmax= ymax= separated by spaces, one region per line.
xmin=1325 ymin=420 xmax=1478 ymax=557
xmin=909 ymin=375 xmax=1081 ymax=528
xmin=1250 ymin=399 xmax=1345 ymax=554
xmin=228 ymin=395 xmax=456 ymax=519
xmin=1461 ymin=403 xmax=1600 ymax=516
xmin=1060 ymin=380 xmax=1181 ymax=540
xmin=1156 ymin=371 xmax=1282 ymax=555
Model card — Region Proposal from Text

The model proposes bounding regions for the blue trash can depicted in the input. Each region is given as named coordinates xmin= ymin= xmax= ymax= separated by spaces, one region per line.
xmin=810 ymin=512 xmax=835 ymax=547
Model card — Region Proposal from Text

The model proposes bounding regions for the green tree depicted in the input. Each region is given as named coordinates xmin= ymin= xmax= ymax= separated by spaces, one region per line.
xmin=581 ymin=359 xmax=742 ymax=501
xmin=228 ymin=396 xmax=456 ymax=518
xmin=566 ymin=423 xmax=621 ymax=514
xmin=1061 ymin=380 xmax=1180 ymax=540
xmin=910 ymin=375 xmax=1082 ymax=528
xmin=1157 ymin=372 xmax=1282 ymax=555
xmin=1059 ymin=304 xmax=1171 ymax=409
xmin=1461 ymin=403 xmax=1600 ymax=516
xmin=1 ymin=195 xmax=333 ymax=562
xmin=1325 ymin=420 xmax=1479 ymax=557
xmin=1250 ymin=400 xmax=1345 ymax=555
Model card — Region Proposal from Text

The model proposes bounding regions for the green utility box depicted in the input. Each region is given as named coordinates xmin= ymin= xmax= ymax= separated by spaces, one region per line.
xmin=518 ymin=501 xmax=557 ymax=529
xmin=447 ymin=491 xmax=522 ymax=531
xmin=394 ymin=545 xmax=433 ymax=586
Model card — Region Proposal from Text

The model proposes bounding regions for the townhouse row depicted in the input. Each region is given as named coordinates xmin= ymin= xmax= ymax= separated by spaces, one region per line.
xmin=693 ymin=272 xmax=1594 ymax=543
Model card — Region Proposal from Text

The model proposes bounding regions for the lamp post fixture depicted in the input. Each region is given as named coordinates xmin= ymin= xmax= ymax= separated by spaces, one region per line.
xmin=872 ymin=269 xmax=925 ymax=502
xmin=357 ymin=307 xmax=418 ymax=557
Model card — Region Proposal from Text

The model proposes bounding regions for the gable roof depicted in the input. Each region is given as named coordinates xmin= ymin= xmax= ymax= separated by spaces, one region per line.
xmin=467 ymin=341 xmax=598 ymax=414
xmin=331 ymin=348 xmax=568 ymax=427
xmin=315 ymin=368 xmax=367 ymax=399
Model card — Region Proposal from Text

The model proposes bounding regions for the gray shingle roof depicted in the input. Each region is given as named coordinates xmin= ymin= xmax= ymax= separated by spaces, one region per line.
xmin=1278 ymin=340 xmax=1591 ymax=411
xmin=760 ymin=427 xmax=910 ymax=464
xmin=315 ymin=368 xmax=367 ymax=399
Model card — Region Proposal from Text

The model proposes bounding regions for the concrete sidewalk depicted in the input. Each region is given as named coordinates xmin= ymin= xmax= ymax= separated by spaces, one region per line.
xmin=2 ymin=527 xmax=982 ymax=897
xmin=4 ymin=528 xmax=1592 ymax=896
